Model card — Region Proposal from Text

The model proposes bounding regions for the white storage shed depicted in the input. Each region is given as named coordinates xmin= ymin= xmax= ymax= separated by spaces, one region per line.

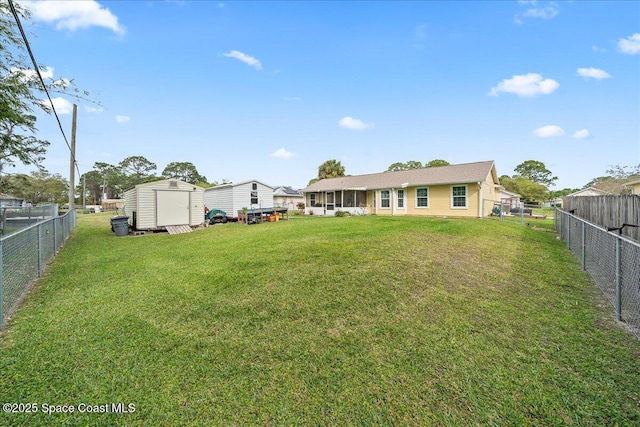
xmin=124 ymin=179 xmax=205 ymax=231
xmin=204 ymin=180 xmax=274 ymax=218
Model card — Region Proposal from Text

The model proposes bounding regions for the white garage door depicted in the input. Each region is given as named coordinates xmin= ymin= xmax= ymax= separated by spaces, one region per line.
xmin=156 ymin=191 xmax=190 ymax=226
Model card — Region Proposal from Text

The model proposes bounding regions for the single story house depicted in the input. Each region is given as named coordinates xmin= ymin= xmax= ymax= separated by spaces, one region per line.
xmin=623 ymin=178 xmax=640 ymax=195
xmin=0 ymin=193 xmax=27 ymax=208
xmin=566 ymin=187 xmax=609 ymax=197
xmin=301 ymin=160 xmax=501 ymax=218
xmin=101 ymin=198 xmax=125 ymax=211
xmin=499 ymin=188 xmax=521 ymax=210
xmin=124 ymin=179 xmax=205 ymax=231
xmin=273 ymin=186 xmax=304 ymax=211
xmin=204 ymin=180 xmax=274 ymax=218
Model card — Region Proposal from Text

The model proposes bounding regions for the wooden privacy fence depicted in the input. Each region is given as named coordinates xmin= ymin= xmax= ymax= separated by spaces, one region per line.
xmin=562 ymin=195 xmax=640 ymax=241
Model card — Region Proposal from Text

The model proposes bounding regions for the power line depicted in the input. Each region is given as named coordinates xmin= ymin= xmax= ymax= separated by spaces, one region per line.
xmin=7 ymin=0 xmax=80 ymax=178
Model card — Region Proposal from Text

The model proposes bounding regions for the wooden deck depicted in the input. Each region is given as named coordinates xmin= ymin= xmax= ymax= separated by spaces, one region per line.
xmin=165 ymin=225 xmax=193 ymax=235
xmin=237 ymin=207 xmax=289 ymax=224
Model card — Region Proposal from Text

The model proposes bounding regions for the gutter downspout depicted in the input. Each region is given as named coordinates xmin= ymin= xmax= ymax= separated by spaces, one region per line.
xmin=478 ymin=181 xmax=483 ymax=218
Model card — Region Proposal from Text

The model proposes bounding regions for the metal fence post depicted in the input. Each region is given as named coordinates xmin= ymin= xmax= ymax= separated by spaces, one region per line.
xmin=38 ymin=223 xmax=43 ymax=277
xmin=0 ymin=240 xmax=3 ymax=330
xmin=615 ymin=236 xmax=622 ymax=321
xmin=581 ymin=221 xmax=586 ymax=270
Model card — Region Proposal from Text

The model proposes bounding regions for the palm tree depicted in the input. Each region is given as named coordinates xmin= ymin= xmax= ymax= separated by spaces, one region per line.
xmin=318 ymin=159 xmax=345 ymax=180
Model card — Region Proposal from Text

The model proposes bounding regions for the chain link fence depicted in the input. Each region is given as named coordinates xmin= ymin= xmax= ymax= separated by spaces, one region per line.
xmin=555 ymin=208 xmax=640 ymax=339
xmin=1 ymin=209 xmax=76 ymax=330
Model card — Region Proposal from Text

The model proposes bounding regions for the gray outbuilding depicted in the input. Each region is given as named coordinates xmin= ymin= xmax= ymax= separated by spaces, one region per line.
xmin=204 ymin=180 xmax=274 ymax=219
xmin=124 ymin=179 xmax=205 ymax=231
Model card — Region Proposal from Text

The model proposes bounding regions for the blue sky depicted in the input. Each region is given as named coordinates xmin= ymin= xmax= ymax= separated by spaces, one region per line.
xmin=13 ymin=0 xmax=640 ymax=190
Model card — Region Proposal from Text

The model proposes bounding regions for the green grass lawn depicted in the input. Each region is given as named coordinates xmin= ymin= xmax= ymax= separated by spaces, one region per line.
xmin=1 ymin=213 xmax=638 ymax=426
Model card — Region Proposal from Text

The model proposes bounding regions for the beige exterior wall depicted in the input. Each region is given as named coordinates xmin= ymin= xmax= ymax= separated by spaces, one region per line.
xmin=368 ymin=184 xmax=485 ymax=217
xmin=630 ymin=182 xmax=640 ymax=195
xmin=304 ymin=169 xmax=501 ymax=218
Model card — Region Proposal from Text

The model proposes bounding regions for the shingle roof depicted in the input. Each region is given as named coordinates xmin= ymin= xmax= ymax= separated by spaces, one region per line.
xmin=274 ymin=186 xmax=303 ymax=196
xmin=302 ymin=161 xmax=497 ymax=192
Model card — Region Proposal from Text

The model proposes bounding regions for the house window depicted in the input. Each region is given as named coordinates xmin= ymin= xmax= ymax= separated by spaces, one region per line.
xmin=416 ymin=188 xmax=429 ymax=208
xmin=452 ymin=185 xmax=467 ymax=208
xmin=381 ymin=190 xmax=390 ymax=208
xmin=310 ymin=193 xmax=316 ymax=206
xmin=397 ymin=189 xmax=405 ymax=208
xmin=252 ymin=183 xmax=258 ymax=190
xmin=251 ymin=191 xmax=258 ymax=205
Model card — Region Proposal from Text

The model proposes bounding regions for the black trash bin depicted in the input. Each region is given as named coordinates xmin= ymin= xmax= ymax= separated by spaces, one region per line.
xmin=110 ymin=216 xmax=130 ymax=237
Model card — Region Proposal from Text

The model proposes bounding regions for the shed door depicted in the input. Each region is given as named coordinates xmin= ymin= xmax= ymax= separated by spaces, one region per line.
xmin=156 ymin=191 xmax=190 ymax=226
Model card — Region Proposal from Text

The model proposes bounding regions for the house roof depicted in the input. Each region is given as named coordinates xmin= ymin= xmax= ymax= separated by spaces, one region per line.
xmin=499 ymin=188 xmax=521 ymax=198
xmin=566 ymin=187 xmax=609 ymax=197
xmin=274 ymin=186 xmax=303 ymax=196
xmin=206 ymin=179 xmax=274 ymax=191
xmin=302 ymin=161 xmax=498 ymax=192
xmin=0 ymin=193 xmax=24 ymax=200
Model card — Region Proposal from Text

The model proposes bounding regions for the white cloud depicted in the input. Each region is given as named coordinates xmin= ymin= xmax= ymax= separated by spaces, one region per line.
xmin=271 ymin=148 xmax=294 ymax=159
xmin=11 ymin=66 xmax=54 ymax=81
xmin=21 ymin=0 xmax=125 ymax=35
xmin=591 ymin=45 xmax=607 ymax=53
xmin=617 ymin=33 xmax=640 ymax=55
xmin=514 ymin=2 xmax=558 ymax=24
xmin=522 ymin=5 xmax=559 ymax=20
xmin=577 ymin=67 xmax=611 ymax=80
xmin=85 ymin=105 xmax=104 ymax=113
xmin=533 ymin=125 xmax=565 ymax=137
xmin=488 ymin=73 xmax=559 ymax=97
xmin=116 ymin=115 xmax=130 ymax=123
xmin=222 ymin=50 xmax=263 ymax=70
xmin=338 ymin=116 xmax=374 ymax=131
xmin=573 ymin=129 xmax=590 ymax=139
xmin=39 ymin=97 xmax=73 ymax=114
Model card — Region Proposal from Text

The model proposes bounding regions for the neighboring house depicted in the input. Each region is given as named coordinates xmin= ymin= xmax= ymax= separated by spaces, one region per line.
xmin=0 ymin=193 xmax=27 ymax=208
xmin=542 ymin=197 xmax=563 ymax=208
xmin=273 ymin=186 xmax=304 ymax=211
xmin=204 ymin=180 xmax=274 ymax=218
xmin=101 ymin=198 xmax=125 ymax=211
xmin=566 ymin=187 xmax=609 ymax=197
xmin=623 ymin=178 xmax=640 ymax=195
xmin=499 ymin=188 xmax=521 ymax=210
xmin=124 ymin=179 xmax=205 ymax=231
xmin=301 ymin=160 xmax=501 ymax=218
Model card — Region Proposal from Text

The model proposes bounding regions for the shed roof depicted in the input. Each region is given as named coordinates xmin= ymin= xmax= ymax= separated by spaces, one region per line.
xmin=205 ymin=179 xmax=274 ymax=191
xmin=566 ymin=187 xmax=609 ymax=197
xmin=302 ymin=161 xmax=498 ymax=192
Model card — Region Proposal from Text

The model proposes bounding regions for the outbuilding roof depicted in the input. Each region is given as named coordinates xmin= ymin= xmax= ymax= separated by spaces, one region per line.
xmin=302 ymin=160 xmax=498 ymax=192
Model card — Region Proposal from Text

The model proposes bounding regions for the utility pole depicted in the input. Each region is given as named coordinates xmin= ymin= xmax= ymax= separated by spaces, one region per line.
xmin=68 ymin=103 xmax=77 ymax=209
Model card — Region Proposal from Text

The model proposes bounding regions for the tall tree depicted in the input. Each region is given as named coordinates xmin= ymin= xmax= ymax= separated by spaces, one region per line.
xmin=505 ymin=176 xmax=548 ymax=204
xmin=94 ymin=162 xmax=124 ymax=199
xmin=6 ymin=170 xmax=68 ymax=205
xmin=161 ymin=161 xmax=207 ymax=184
xmin=318 ymin=159 xmax=345 ymax=179
xmin=513 ymin=160 xmax=557 ymax=187
xmin=78 ymin=170 xmax=103 ymax=205
xmin=425 ymin=159 xmax=450 ymax=167
xmin=119 ymin=155 xmax=157 ymax=189
xmin=387 ymin=160 xmax=423 ymax=171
